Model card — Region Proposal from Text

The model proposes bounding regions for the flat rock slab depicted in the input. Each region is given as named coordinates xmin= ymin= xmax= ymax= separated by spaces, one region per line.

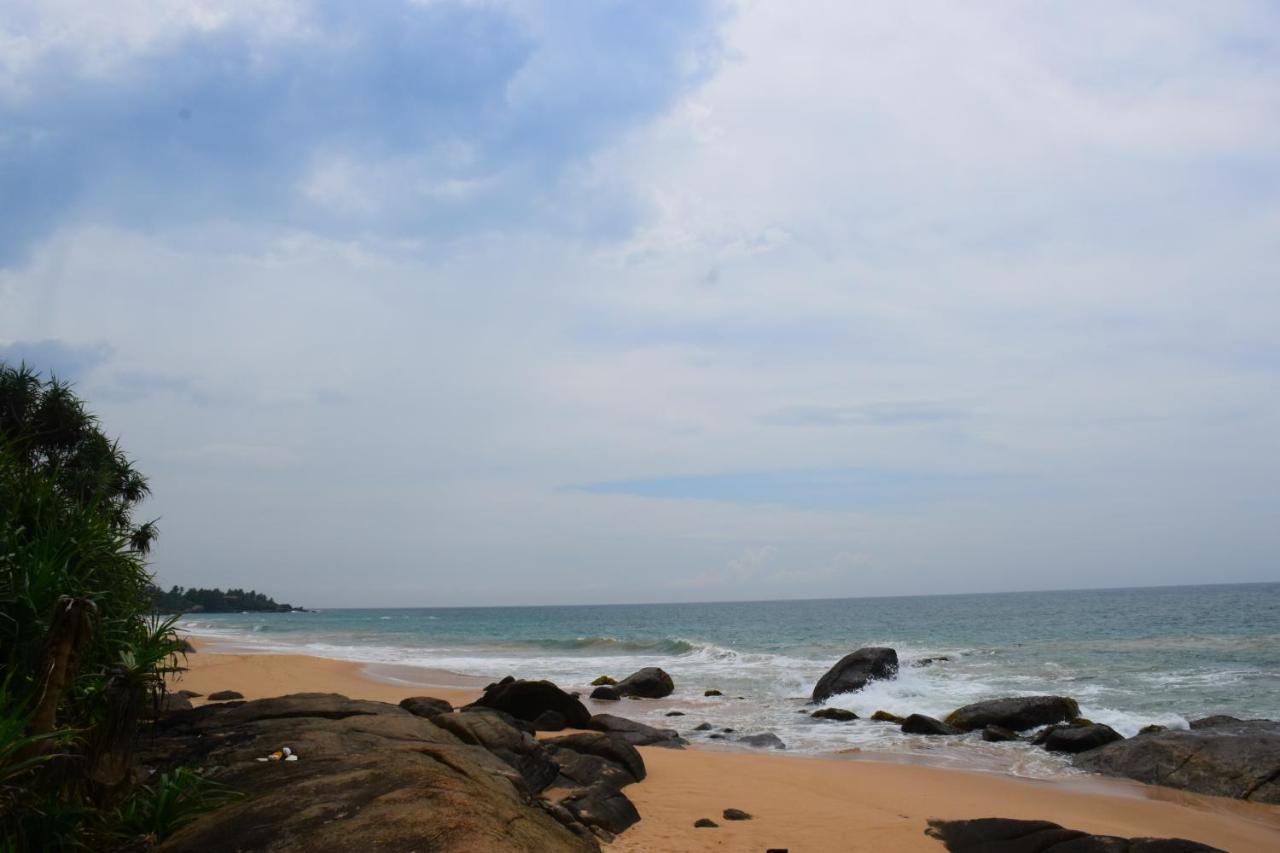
xmin=926 ymin=817 xmax=1222 ymax=852
xmin=145 ymin=693 xmax=596 ymax=853
xmin=1075 ymin=717 xmax=1280 ymax=804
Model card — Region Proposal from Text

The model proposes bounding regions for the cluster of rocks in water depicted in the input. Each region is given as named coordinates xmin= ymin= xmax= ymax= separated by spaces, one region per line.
xmin=804 ymin=646 xmax=1280 ymax=806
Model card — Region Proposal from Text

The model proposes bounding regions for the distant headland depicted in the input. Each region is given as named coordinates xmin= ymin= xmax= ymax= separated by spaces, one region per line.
xmin=150 ymin=584 xmax=308 ymax=613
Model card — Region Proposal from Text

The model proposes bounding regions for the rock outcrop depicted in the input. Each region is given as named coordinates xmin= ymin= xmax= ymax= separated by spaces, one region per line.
xmin=1074 ymin=716 xmax=1280 ymax=804
xmin=811 ymin=647 xmax=898 ymax=703
xmin=737 ymin=732 xmax=786 ymax=749
xmin=615 ymin=667 xmax=675 ymax=699
xmin=925 ymin=817 xmax=1221 ymax=852
xmin=944 ymin=696 xmax=1079 ymax=732
xmin=143 ymin=693 xmax=598 ymax=852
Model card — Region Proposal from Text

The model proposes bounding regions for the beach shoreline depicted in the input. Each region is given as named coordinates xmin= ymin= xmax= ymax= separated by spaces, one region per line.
xmin=170 ymin=638 xmax=1280 ymax=851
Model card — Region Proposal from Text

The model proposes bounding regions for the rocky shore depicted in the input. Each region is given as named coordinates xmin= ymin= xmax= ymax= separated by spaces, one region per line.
xmin=155 ymin=641 xmax=1280 ymax=851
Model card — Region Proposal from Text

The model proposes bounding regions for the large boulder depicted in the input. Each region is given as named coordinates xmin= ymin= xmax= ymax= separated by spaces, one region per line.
xmin=926 ymin=818 xmax=1221 ymax=852
xmin=587 ymin=714 xmax=686 ymax=748
xmin=469 ymin=679 xmax=591 ymax=728
xmin=615 ymin=667 xmax=674 ymax=699
xmin=589 ymin=685 xmax=621 ymax=701
xmin=1039 ymin=723 xmax=1124 ymax=754
xmin=143 ymin=694 xmax=596 ymax=852
xmin=1074 ymin=717 xmax=1280 ymax=804
xmin=811 ymin=647 xmax=898 ymax=703
xmin=944 ymin=696 xmax=1080 ymax=732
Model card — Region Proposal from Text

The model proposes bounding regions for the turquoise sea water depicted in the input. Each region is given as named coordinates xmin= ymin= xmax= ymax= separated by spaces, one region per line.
xmin=181 ymin=583 xmax=1280 ymax=776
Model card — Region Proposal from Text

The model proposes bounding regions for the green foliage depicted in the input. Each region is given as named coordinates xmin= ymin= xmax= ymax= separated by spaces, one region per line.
xmin=112 ymin=767 xmax=241 ymax=845
xmin=0 ymin=363 xmax=191 ymax=851
xmin=150 ymin=584 xmax=299 ymax=613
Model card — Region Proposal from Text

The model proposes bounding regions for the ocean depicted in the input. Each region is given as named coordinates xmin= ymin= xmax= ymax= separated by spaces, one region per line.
xmin=180 ymin=582 xmax=1280 ymax=778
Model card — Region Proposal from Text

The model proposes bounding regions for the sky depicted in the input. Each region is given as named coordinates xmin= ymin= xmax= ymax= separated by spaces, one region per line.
xmin=2 ymin=1 xmax=1278 ymax=607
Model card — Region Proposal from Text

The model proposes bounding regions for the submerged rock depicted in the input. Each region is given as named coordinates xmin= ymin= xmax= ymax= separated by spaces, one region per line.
xmin=811 ymin=708 xmax=858 ymax=722
xmin=944 ymin=696 xmax=1079 ymax=732
xmin=614 ymin=667 xmax=674 ymax=699
xmin=900 ymin=714 xmax=959 ymax=736
xmin=926 ymin=817 xmax=1222 ymax=852
xmin=737 ymin=732 xmax=786 ymax=749
xmin=693 ymin=722 xmax=713 ymax=732
xmin=590 ymin=675 xmax=617 ymax=686
xmin=870 ymin=710 xmax=904 ymax=724
xmin=1074 ymin=717 xmax=1280 ymax=804
xmin=470 ymin=679 xmax=592 ymax=728
xmin=704 ymin=689 xmax=723 ymax=697
xmin=811 ymin=647 xmax=898 ymax=703
xmin=981 ymin=725 xmax=1021 ymax=743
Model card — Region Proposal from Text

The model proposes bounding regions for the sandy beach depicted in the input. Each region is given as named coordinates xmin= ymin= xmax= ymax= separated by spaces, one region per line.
xmin=171 ymin=640 xmax=1280 ymax=852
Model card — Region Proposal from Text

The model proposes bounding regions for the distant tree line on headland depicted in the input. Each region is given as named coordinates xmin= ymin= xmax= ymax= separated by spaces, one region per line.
xmin=150 ymin=584 xmax=305 ymax=613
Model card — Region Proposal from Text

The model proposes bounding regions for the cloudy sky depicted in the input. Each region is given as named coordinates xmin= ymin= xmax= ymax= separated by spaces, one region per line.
xmin=2 ymin=1 xmax=1278 ymax=606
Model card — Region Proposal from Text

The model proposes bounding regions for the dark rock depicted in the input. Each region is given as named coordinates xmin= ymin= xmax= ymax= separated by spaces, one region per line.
xmin=811 ymin=647 xmax=898 ymax=703
xmin=1189 ymin=715 xmax=1253 ymax=729
xmin=615 ymin=667 xmax=674 ymax=699
xmin=470 ymin=679 xmax=591 ymax=728
xmin=590 ymin=685 xmax=621 ymax=701
xmin=432 ymin=707 xmax=560 ymax=793
xmin=141 ymin=693 xmax=594 ymax=852
xmin=175 ymin=689 xmax=203 ymax=699
xmin=399 ymin=696 xmax=453 ymax=718
xmin=901 ymin=714 xmax=960 ymax=736
xmin=738 ymin=732 xmax=786 ymax=749
xmin=1074 ymin=718 xmax=1280 ymax=804
xmin=560 ymin=782 xmax=641 ymax=835
xmin=533 ymin=710 xmax=568 ymax=732
xmin=459 ymin=705 xmax=537 ymax=734
xmin=587 ymin=714 xmax=686 ymax=748
xmin=665 ymin=711 xmax=685 ymax=716
xmin=1041 ymin=723 xmax=1124 ymax=754
xmin=207 ymin=690 xmax=244 ymax=701
xmin=912 ymin=655 xmax=950 ymax=667
xmin=694 ymin=818 xmax=718 ymax=828
xmin=708 ymin=733 xmax=725 ymax=739
xmin=981 ymin=725 xmax=1022 ymax=743
xmin=944 ymin=696 xmax=1080 ymax=732
xmin=925 ymin=817 xmax=1222 ymax=852
xmin=811 ymin=708 xmax=858 ymax=722
xmin=1138 ymin=724 xmax=1167 ymax=735
xmin=871 ymin=710 xmax=904 ymax=724
xmin=694 ymin=723 xmax=713 ymax=731
xmin=721 ymin=728 xmax=735 ymax=733
xmin=591 ymin=675 xmax=617 ymax=686
xmin=544 ymin=732 xmax=646 ymax=784
xmin=723 ymin=808 xmax=752 ymax=821
xmin=704 ymin=689 xmax=722 ymax=696
xmin=160 ymin=692 xmax=194 ymax=714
